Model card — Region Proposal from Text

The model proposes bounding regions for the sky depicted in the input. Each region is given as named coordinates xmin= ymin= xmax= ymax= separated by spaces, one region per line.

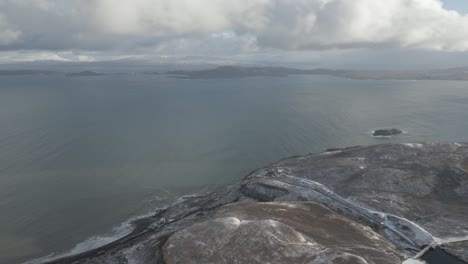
xmin=0 ymin=0 xmax=468 ymax=69
xmin=443 ymin=0 xmax=468 ymax=13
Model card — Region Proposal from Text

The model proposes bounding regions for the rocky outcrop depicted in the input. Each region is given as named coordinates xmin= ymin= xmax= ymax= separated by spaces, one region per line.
xmin=164 ymin=202 xmax=404 ymax=264
xmin=38 ymin=142 xmax=468 ymax=264
xmin=373 ymin=128 xmax=403 ymax=136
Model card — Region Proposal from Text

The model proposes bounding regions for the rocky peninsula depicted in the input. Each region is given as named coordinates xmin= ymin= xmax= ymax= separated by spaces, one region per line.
xmin=38 ymin=142 xmax=468 ymax=264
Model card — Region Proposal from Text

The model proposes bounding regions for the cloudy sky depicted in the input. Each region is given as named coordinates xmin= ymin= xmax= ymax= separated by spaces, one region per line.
xmin=0 ymin=0 xmax=468 ymax=69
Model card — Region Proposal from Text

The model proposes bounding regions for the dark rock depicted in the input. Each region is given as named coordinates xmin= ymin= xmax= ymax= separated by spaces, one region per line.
xmin=325 ymin=146 xmax=361 ymax=152
xmin=373 ymin=128 xmax=403 ymax=136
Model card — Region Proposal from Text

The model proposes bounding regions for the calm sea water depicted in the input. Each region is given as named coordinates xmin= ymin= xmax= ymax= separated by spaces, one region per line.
xmin=1 ymin=75 xmax=468 ymax=263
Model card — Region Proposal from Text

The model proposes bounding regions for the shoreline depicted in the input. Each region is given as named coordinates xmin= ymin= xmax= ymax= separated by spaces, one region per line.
xmin=28 ymin=142 xmax=468 ymax=264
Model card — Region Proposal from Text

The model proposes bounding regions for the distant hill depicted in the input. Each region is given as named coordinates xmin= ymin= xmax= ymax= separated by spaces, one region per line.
xmin=167 ymin=65 xmax=468 ymax=81
xmin=2 ymin=65 xmax=468 ymax=81
xmin=0 ymin=70 xmax=62 ymax=76
xmin=0 ymin=70 xmax=123 ymax=77
xmin=343 ymin=66 xmax=468 ymax=80
xmin=65 ymin=71 xmax=109 ymax=77
xmin=167 ymin=65 xmax=346 ymax=79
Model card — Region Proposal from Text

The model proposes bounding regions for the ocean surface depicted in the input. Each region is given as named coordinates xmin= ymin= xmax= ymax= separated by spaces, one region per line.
xmin=1 ymin=74 xmax=468 ymax=264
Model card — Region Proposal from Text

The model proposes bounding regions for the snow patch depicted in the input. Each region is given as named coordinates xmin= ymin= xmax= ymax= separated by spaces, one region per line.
xmin=402 ymin=259 xmax=427 ymax=264
xmin=322 ymin=150 xmax=342 ymax=155
xmin=437 ymin=234 xmax=468 ymax=245
xmin=404 ymin=143 xmax=423 ymax=148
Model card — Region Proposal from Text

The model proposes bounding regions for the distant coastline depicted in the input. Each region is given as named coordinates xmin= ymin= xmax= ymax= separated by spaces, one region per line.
xmin=2 ymin=65 xmax=468 ymax=81
xmin=167 ymin=65 xmax=468 ymax=81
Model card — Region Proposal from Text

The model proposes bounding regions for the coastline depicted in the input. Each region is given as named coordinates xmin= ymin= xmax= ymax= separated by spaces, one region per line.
xmin=27 ymin=142 xmax=468 ymax=264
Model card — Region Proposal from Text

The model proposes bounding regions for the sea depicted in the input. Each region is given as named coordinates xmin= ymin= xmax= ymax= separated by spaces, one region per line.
xmin=1 ymin=74 xmax=467 ymax=264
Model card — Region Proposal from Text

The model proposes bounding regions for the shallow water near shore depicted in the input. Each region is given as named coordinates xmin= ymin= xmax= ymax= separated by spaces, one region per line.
xmin=1 ymin=75 xmax=468 ymax=263
xmin=422 ymin=247 xmax=467 ymax=264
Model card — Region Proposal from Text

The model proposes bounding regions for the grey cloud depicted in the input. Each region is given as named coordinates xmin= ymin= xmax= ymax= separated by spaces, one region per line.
xmin=0 ymin=0 xmax=467 ymax=55
xmin=250 ymin=0 xmax=468 ymax=51
xmin=0 ymin=13 xmax=21 ymax=45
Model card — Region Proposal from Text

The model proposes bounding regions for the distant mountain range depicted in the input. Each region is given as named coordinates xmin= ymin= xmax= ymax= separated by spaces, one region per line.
xmin=0 ymin=70 xmax=137 ymax=77
xmin=167 ymin=66 xmax=354 ymax=79
xmin=0 ymin=70 xmax=63 ymax=76
xmin=2 ymin=65 xmax=468 ymax=81
xmin=167 ymin=65 xmax=468 ymax=80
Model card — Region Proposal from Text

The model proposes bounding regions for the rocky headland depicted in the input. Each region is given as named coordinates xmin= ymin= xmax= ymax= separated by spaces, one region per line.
xmin=37 ymin=142 xmax=468 ymax=264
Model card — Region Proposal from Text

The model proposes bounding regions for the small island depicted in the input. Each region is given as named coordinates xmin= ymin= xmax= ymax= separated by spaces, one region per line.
xmin=65 ymin=71 xmax=109 ymax=77
xmin=373 ymin=128 xmax=403 ymax=136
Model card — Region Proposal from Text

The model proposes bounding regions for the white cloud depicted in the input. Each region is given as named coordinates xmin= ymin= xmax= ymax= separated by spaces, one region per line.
xmin=77 ymin=55 xmax=96 ymax=62
xmin=1 ymin=0 xmax=468 ymax=53
xmin=262 ymin=0 xmax=468 ymax=51
xmin=0 ymin=51 xmax=70 ymax=62
xmin=94 ymin=0 xmax=269 ymax=36
xmin=90 ymin=0 xmax=468 ymax=52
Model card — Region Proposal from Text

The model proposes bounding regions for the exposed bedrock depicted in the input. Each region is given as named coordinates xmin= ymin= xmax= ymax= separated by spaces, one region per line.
xmin=164 ymin=202 xmax=404 ymax=264
xmin=41 ymin=142 xmax=468 ymax=264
